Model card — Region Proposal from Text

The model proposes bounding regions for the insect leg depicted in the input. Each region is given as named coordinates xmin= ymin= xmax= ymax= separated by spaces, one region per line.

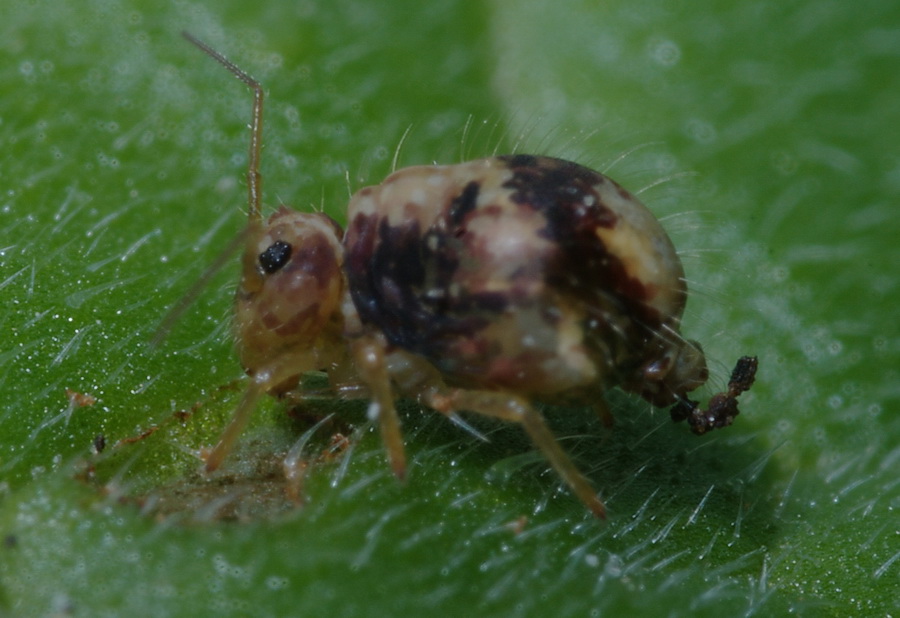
xmin=350 ymin=335 xmax=407 ymax=481
xmin=204 ymin=379 xmax=267 ymax=472
xmin=425 ymin=389 xmax=606 ymax=518
xmin=204 ymin=350 xmax=325 ymax=472
xmin=593 ymin=398 xmax=614 ymax=428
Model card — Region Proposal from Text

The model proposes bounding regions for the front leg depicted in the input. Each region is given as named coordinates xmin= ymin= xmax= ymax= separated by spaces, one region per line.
xmin=205 ymin=349 xmax=322 ymax=472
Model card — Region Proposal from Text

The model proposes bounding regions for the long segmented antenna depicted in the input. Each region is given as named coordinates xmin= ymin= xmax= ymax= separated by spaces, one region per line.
xmin=182 ymin=31 xmax=264 ymax=222
xmin=151 ymin=227 xmax=249 ymax=346
xmin=152 ymin=34 xmax=267 ymax=346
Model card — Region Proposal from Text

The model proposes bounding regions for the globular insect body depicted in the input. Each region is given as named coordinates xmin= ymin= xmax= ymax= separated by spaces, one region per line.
xmin=173 ymin=33 xmax=757 ymax=518
xmin=344 ymin=156 xmax=699 ymax=401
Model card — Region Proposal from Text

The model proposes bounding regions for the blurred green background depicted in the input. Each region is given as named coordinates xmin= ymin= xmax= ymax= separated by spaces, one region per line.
xmin=1 ymin=0 xmax=897 ymax=615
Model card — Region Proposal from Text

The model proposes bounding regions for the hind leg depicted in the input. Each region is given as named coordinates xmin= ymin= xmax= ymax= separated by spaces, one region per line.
xmin=423 ymin=388 xmax=605 ymax=518
xmin=350 ymin=337 xmax=604 ymax=516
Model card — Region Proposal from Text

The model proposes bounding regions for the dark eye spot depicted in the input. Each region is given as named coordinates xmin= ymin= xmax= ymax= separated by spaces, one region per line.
xmin=258 ymin=240 xmax=292 ymax=274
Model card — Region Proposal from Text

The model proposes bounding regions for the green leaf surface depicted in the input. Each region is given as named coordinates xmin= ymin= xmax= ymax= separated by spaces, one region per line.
xmin=1 ymin=0 xmax=897 ymax=615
